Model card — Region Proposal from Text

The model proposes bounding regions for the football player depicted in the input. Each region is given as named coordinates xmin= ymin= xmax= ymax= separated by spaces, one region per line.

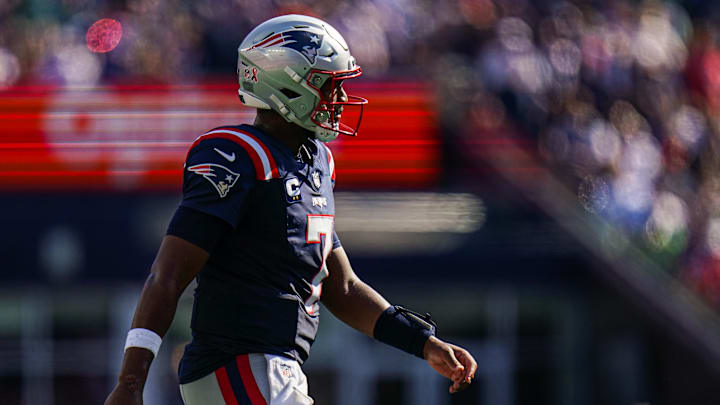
xmin=105 ymin=14 xmax=476 ymax=405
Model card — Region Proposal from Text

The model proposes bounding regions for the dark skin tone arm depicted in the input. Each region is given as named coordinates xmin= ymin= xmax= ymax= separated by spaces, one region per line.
xmin=106 ymin=240 xmax=477 ymax=404
xmin=263 ymin=85 xmax=478 ymax=392
xmin=322 ymin=247 xmax=478 ymax=394
xmin=107 ymin=105 xmax=477 ymax=403
xmin=106 ymin=105 xmax=300 ymax=405
xmin=104 ymin=235 xmax=209 ymax=405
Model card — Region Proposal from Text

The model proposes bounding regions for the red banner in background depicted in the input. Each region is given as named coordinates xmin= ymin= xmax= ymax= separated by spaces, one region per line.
xmin=0 ymin=81 xmax=440 ymax=191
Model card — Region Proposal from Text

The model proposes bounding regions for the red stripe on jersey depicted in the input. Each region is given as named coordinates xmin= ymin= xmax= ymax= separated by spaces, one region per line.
xmin=215 ymin=367 xmax=239 ymax=405
xmin=236 ymin=355 xmax=268 ymax=405
xmin=234 ymin=130 xmax=280 ymax=179
xmin=188 ymin=127 xmax=279 ymax=181
xmin=189 ymin=133 xmax=265 ymax=180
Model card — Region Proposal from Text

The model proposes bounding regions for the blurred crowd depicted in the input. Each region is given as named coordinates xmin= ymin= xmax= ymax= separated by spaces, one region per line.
xmin=1 ymin=0 xmax=720 ymax=307
xmin=447 ymin=0 xmax=720 ymax=309
xmin=436 ymin=0 xmax=720 ymax=309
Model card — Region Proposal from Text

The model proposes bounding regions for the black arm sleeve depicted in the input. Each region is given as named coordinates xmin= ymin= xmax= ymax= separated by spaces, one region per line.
xmin=166 ymin=206 xmax=232 ymax=253
xmin=373 ymin=305 xmax=437 ymax=359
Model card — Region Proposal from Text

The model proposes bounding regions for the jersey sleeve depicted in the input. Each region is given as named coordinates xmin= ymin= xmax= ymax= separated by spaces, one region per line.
xmin=180 ymin=138 xmax=256 ymax=227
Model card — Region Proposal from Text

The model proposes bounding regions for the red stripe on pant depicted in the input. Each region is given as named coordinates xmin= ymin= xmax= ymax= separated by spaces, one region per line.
xmin=237 ymin=354 xmax=268 ymax=405
xmin=215 ymin=366 xmax=239 ymax=405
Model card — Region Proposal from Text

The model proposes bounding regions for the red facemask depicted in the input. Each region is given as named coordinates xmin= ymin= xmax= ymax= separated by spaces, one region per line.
xmin=306 ymin=67 xmax=368 ymax=137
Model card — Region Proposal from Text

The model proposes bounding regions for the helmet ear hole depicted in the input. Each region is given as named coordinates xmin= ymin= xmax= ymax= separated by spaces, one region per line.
xmin=280 ymin=88 xmax=302 ymax=99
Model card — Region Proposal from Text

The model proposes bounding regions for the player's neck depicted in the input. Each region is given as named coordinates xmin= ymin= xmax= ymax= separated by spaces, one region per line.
xmin=253 ymin=109 xmax=313 ymax=155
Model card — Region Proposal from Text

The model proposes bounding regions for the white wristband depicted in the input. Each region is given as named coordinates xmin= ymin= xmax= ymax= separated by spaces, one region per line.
xmin=124 ymin=328 xmax=162 ymax=358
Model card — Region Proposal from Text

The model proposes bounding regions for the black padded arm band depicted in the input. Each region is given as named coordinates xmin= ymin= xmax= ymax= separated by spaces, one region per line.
xmin=166 ymin=206 xmax=232 ymax=253
xmin=373 ymin=305 xmax=437 ymax=359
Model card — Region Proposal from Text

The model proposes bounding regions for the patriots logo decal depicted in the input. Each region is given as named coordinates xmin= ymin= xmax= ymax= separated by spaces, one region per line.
xmin=188 ymin=163 xmax=240 ymax=198
xmin=250 ymin=30 xmax=324 ymax=65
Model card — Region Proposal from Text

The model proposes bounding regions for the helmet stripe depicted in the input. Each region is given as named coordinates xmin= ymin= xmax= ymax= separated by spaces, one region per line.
xmin=262 ymin=38 xmax=285 ymax=48
xmin=247 ymin=33 xmax=282 ymax=50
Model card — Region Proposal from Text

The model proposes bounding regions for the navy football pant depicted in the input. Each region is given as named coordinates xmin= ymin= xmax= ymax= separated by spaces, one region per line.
xmin=179 ymin=353 xmax=314 ymax=405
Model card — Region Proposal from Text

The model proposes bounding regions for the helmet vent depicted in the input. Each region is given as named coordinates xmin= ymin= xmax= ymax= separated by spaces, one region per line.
xmin=293 ymin=25 xmax=310 ymax=29
xmin=280 ymin=88 xmax=301 ymax=99
xmin=260 ymin=32 xmax=275 ymax=40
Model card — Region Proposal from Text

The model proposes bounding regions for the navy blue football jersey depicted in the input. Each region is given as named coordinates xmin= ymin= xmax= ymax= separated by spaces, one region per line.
xmin=176 ymin=124 xmax=340 ymax=384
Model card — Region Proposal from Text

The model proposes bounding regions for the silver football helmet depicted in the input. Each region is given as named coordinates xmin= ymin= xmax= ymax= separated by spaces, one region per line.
xmin=237 ymin=14 xmax=368 ymax=142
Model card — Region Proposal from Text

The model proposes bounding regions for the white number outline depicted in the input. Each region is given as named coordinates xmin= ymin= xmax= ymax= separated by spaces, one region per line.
xmin=305 ymin=214 xmax=335 ymax=315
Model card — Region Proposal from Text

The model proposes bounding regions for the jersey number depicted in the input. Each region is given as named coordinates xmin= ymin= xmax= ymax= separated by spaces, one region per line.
xmin=305 ymin=214 xmax=334 ymax=315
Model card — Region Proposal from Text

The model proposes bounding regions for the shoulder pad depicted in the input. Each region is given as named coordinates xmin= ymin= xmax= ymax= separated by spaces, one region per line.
xmin=188 ymin=127 xmax=281 ymax=181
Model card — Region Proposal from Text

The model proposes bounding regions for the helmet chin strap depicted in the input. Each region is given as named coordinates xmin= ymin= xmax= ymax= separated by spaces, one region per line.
xmin=314 ymin=125 xmax=338 ymax=142
xmin=312 ymin=111 xmax=340 ymax=142
xmin=262 ymin=90 xmax=338 ymax=142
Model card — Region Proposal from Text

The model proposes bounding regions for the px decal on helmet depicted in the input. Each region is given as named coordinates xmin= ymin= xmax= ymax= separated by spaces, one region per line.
xmin=237 ymin=14 xmax=368 ymax=142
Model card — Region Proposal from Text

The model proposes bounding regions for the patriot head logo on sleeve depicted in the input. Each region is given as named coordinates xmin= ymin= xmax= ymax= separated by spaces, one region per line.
xmin=188 ymin=163 xmax=241 ymax=198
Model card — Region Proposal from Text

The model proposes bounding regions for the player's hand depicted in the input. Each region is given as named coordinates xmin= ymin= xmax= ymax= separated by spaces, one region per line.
xmin=423 ymin=335 xmax=477 ymax=394
xmin=104 ymin=375 xmax=144 ymax=405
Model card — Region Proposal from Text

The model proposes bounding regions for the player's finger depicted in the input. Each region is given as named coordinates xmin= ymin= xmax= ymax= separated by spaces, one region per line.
xmin=450 ymin=379 xmax=471 ymax=394
xmin=442 ymin=347 xmax=465 ymax=381
xmin=454 ymin=348 xmax=477 ymax=382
